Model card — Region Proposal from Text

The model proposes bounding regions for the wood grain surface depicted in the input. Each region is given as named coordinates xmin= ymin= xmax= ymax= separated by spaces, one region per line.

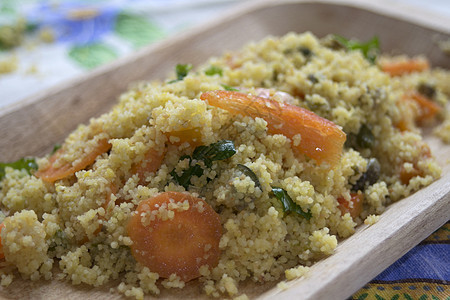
xmin=0 ymin=1 xmax=449 ymax=299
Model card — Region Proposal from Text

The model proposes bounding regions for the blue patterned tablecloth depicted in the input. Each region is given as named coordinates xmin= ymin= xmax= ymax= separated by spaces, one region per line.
xmin=0 ymin=1 xmax=449 ymax=299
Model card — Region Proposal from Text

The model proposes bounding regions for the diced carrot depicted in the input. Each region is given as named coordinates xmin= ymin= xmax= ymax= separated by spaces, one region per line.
xmin=36 ymin=138 xmax=111 ymax=183
xmin=200 ymin=90 xmax=346 ymax=166
xmin=399 ymin=166 xmax=422 ymax=185
xmin=337 ymin=193 xmax=363 ymax=219
xmin=403 ymin=91 xmax=441 ymax=124
xmin=399 ymin=141 xmax=431 ymax=185
xmin=165 ymin=128 xmax=202 ymax=146
xmin=380 ymin=58 xmax=429 ymax=76
xmin=0 ymin=223 xmax=4 ymax=260
xmin=131 ymin=147 xmax=165 ymax=186
xmin=395 ymin=95 xmax=416 ymax=132
xmin=127 ymin=192 xmax=222 ymax=282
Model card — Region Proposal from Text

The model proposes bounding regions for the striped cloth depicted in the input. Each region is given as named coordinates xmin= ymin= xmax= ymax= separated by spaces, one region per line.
xmin=352 ymin=223 xmax=450 ymax=300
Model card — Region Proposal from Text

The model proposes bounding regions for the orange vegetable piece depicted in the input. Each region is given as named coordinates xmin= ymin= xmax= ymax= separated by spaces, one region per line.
xmin=131 ymin=147 xmax=165 ymax=185
xmin=165 ymin=128 xmax=202 ymax=146
xmin=127 ymin=192 xmax=222 ymax=282
xmin=337 ymin=193 xmax=363 ymax=219
xmin=399 ymin=167 xmax=423 ymax=185
xmin=399 ymin=141 xmax=431 ymax=185
xmin=200 ymin=90 xmax=346 ymax=166
xmin=36 ymin=138 xmax=111 ymax=183
xmin=403 ymin=91 xmax=441 ymax=124
xmin=0 ymin=223 xmax=4 ymax=260
xmin=380 ymin=58 xmax=429 ymax=76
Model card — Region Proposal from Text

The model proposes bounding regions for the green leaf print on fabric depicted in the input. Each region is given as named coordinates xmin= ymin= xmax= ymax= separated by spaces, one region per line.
xmin=114 ymin=12 xmax=165 ymax=48
xmin=0 ymin=0 xmax=15 ymax=14
xmin=69 ymin=43 xmax=117 ymax=69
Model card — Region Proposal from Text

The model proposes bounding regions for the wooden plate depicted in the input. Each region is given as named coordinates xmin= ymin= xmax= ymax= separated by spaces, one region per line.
xmin=0 ymin=1 xmax=449 ymax=299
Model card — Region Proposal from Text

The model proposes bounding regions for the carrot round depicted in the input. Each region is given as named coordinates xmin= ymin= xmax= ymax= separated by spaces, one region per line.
xmin=36 ymin=138 xmax=111 ymax=183
xmin=127 ymin=192 xmax=222 ymax=282
xmin=337 ymin=193 xmax=363 ymax=219
xmin=380 ymin=58 xmax=429 ymax=76
xmin=200 ymin=90 xmax=346 ymax=166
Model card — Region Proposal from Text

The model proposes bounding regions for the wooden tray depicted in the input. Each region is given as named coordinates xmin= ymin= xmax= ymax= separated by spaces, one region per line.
xmin=0 ymin=0 xmax=449 ymax=299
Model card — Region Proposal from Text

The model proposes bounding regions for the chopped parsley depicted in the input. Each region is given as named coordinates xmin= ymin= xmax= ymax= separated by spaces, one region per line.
xmin=51 ymin=144 xmax=62 ymax=154
xmin=168 ymin=63 xmax=192 ymax=83
xmin=221 ymin=84 xmax=239 ymax=91
xmin=205 ymin=65 xmax=223 ymax=76
xmin=170 ymin=140 xmax=236 ymax=189
xmin=236 ymin=164 xmax=262 ymax=190
xmin=333 ymin=35 xmax=380 ymax=64
xmin=271 ymin=187 xmax=312 ymax=220
xmin=0 ymin=157 xmax=38 ymax=181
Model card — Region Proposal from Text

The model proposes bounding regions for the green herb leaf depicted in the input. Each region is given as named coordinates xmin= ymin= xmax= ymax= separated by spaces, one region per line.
xmin=0 ymin=157 xmax=38 ymax=181
xmin=333 ymin=35 xmax=380 ymax=64
xmin=51 ymin=144 xmax=62 ymax=154
xmin=236 ymin=164 xmax=262 ymax=190
xmin=192 ymin=140 xmax=236 ymax=168
xmin=168 ymin=63 xmax=193 ymax=83
xmin=271 ymin=187 xmax=312 ymax=220
xmin=170 ymin=140 xmax=236 ymax=189
xmin=170 ymin=164 xmax=204 ymax=189
xmin=221 ymin=84 xmax=239 ymax=91
xmin=205 ymin=65 xmax=223 ymax=76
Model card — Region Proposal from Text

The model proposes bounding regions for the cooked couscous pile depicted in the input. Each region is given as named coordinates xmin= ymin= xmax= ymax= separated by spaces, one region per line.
xmin=0 ymin=32 xmax=449 ymax=299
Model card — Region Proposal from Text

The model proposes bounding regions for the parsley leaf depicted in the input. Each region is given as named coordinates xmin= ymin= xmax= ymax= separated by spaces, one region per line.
xmin=221 ymin=84 xmax=239 ymax=91
xmin=205 ymin=65 xmax=223 ymax=76
xmin=170 ymin=163 xmax=204 ymax=190
xmin=168 ymin=63 xmax=193 ymax=83
xmin=192 ymin=140 xmax=236 ymax=168
xmin=236 ymin=164 xmax=262 ymax=190
xmin=333 ymin=35 xmax=380 ymax=64
xmin=170 ymin=140 xmax=236 ymax=189
xmin=0 ymin=157 xmax=38 ymax=181
xmin=51 ymin=144 xmax=62 ymax=154
xmin=271 ymin=187 xmax=312 ymax=220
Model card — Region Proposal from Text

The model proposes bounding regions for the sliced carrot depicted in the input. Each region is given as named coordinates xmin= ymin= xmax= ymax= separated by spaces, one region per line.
xmin=131 ymin=147 xmax=165 ymax=186
xmin=200 ymin=90 xmax=346 ymax=166
xmin=403 ymin=91 xmax=441 ymax=124
xmin=380 ymin=58 xmax=429 ymax=76
xmin=337 ymin=193 xmax=363 ymax=219
xmin=0 ymin=223 xmax=4 ymax=260
xmin=36 ymin=138 xmax=111 ymax=183
xmin=127 ymin=192 xmax=222 ymax=282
